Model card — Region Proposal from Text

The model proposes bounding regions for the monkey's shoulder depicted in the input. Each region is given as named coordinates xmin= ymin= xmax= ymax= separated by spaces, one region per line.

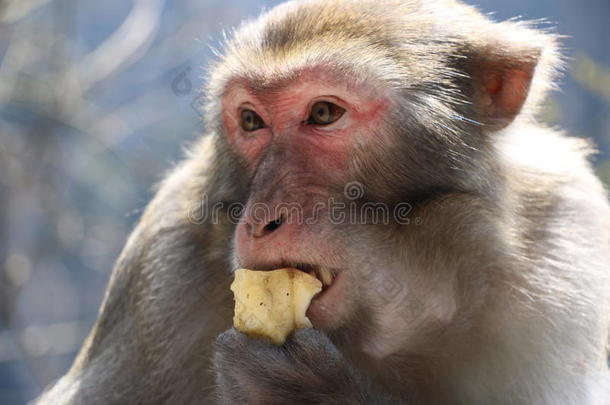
xmin=500 ymin=125 xmax=603 ymax=196
xmin=500 ymin=125 xmax=610 ymax=252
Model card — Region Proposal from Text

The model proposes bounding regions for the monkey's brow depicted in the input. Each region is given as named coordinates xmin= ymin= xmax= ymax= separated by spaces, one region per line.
xmin=249 ymin=79 xmax=296 ymax=94
xmin=243 ymin=70 xmax=304 ymax=95
xmin=243 ymin=63 xmax=352 ymax=96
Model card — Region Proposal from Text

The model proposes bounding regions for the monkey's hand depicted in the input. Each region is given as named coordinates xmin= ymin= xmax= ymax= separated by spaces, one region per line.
xmin=213 ymin=328 xmax=406 ymax=405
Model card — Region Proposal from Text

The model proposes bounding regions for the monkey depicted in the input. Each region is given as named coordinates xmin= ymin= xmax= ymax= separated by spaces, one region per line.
xmin=35 ymin=0 xmax=610 ymax=404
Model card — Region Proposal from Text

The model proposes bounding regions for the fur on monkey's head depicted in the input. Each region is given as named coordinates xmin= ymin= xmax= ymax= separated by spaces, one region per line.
xmin=204 ymin=0 xmax=561 ymax=136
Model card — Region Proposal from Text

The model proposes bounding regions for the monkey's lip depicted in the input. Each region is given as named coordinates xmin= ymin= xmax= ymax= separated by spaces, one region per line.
xmin=242 ymin=262 xmax=346 ymax=327
xmin=303 ymin=266 xmax=347 ymax=328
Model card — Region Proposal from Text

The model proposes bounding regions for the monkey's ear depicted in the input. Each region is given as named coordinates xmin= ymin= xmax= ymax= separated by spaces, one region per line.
xmin=464 ymin=23 xmax=559 ymax=131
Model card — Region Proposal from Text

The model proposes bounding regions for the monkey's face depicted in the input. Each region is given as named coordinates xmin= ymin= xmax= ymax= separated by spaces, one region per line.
xmin=221 ymin=67 xmax=405 ymax=335
xmin=208 ymin=0 xmax=540 ymax=357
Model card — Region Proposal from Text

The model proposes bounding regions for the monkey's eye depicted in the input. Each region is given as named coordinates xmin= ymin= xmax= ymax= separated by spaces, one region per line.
xmin=240 ymin=109 xmax=265 ymax=132
xmin=307 ymin=101 xmax=345 ymax=126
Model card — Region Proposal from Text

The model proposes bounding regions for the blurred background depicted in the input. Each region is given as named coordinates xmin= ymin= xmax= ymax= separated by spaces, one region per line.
xmin=0 ymin=0 xmax=608 ymax=403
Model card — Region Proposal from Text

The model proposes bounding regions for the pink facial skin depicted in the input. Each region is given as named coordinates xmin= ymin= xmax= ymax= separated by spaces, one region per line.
xmin=225 ymin=67 xmax=390 ymax=330
xmin=221 ymin=68 xmax=390 ymax=176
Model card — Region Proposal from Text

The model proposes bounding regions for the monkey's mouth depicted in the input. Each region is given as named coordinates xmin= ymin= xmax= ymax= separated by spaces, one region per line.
xmin=293 ymin=264 xmax=347 ymax=327
xmin=246 ymin=262 xmax=347 ymax=327
xmin=255 ymin=262 xmax=338 ymax=291
xmin=293 ymin=263 xmax=337 ymax=291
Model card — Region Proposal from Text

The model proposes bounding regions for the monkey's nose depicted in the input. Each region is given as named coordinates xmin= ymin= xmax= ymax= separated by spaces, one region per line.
xmin=248 ymin=213 xmax=285 ymax=238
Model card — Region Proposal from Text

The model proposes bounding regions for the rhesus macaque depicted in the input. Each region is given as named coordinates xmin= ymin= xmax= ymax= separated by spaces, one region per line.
xmin=36 ymin=0 xmax=610 ymax=404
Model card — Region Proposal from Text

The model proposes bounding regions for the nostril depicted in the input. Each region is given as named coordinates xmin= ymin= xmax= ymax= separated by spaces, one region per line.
xmin=245 ymin=213 xmax=286 ymax=238
xmin=263 ymin=215 xmax=284 ymax=234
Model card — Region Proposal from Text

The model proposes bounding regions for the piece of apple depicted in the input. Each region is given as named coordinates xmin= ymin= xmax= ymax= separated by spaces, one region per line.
xmin=230 ymin=268 xmax=322 ymax=345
